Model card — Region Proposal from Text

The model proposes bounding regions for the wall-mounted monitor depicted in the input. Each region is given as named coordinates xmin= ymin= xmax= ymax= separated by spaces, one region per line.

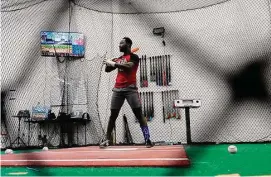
xmin=41 ymin=31 xmax=85 ymax=58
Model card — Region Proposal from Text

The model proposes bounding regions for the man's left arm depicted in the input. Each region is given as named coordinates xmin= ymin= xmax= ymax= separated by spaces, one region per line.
xmin=115 ymin=54 xmax=139 ymax=71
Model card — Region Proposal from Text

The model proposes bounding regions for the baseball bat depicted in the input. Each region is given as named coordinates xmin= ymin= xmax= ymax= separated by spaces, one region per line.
xmin=111 ymin=47 xmax=139 ymax=62
xmin=144 ymin=55 xmax=148 ymax=87
xmin=155 ymin=56 xmax=159 ymax=86
xmin=162 ymin=91 xmax=165 ymax=123
xmin=165 ymin=55 xmax=169 ymax=86
xmin=161 ymin=55 xmax=164 ymax=86
xmin=167 ymin=90 xmax=171 ymax=119
xmin=158 ymin=56 xmax=161 ymax=86
xmin=143 ymin=92 xmax=147 ymax=120
xmin=145 ymin=92 xmax=148 ymax=120
xmin=160 ymin=56 xmax=163 ymax=86
xmin=150 ymin=57 xmax=152 ymax=81
xmin=162 ymin=55 xmax=166 ymax=86
xmin=172 ymin=90 xmax=177 ymax=118
xmin=142 ymin=56 xmax=145 ymax=87
xmin=151 ymin=92 xmax=154 ymax=119
xmin=168 ymin=54 xmax=171 ymax=85
xmin=169 ymin=90 xmax=175 ymax=118
xmin=143 ymin=55 xmax=146 ymax=87
xmin=140 ymin=56 xmax=143 ymax=87
xmin=149 ymin=92 xmax=154 ymax=121
xmin=146 ymin=91 xmax=149 ymax=121
xmin=152 ymin=56 xmax=156 ymax=82
xmin=149 ymin=92 xmax=152 ymax=120
xmin=131 ymin=47 xmax=139 ymax=53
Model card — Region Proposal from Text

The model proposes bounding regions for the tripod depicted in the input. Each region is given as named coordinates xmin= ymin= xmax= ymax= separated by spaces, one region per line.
xmin=11 ymin=116 xmax=27 ymax=147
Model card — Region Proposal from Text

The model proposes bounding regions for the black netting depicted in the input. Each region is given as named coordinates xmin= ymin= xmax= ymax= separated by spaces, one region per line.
xmin=1 ymin=0 xmax=271 ymax=149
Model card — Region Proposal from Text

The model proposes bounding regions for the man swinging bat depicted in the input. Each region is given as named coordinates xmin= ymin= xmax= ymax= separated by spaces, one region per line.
xmin=100 ymin=37 xmax=154 ymax=148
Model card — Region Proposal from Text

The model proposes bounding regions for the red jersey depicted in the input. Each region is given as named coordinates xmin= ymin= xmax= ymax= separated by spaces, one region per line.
xmin=114 ymin=53 xmax=139 ymax=88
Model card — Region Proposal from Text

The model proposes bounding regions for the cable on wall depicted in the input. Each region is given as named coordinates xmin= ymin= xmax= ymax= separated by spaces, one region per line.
xmin=1 ymin=0 xmax=50 ymax=12
xmin=72 ymin=0 xmax=232 ymax=14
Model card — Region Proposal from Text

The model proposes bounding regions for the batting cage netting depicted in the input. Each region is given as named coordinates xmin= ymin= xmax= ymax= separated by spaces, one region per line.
xmin=1 ymin=0 xmax=271 ymax=149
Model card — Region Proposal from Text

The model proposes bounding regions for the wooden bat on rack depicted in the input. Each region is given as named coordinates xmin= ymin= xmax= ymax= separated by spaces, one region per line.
xmin=150 ymin=92 xmax=154 ymax=121
xmin=144 ymin=55 xmax=148 ymax=87
xmin=142 ymin=92 xmax=144 ymax=118
xmin=158 ymin=56 xmax=161 ymax=86
xmin=172 ymin=90 xmax=176 ymax=118
xmin=142 ymin=55 xmax=147 ymax=87
xmin=160 ymin=55 xmax=163 ymax=86
xmin=158 ymin=56 xmax=162 ymax=86
xmin=172 ymin=90 xmax=175 ymax=118
xmin=162 ymin=56 xmax=165 ymax=86
xmin=146 ymin=92 xmax=149 ymax=121
xmin=140 ymin=56 xmax=143 ymax=87
xmin=150 ymin=57 xmax=153 ymax=82
xmin=161 ymin=55 xmax=164 ymax=86
xmin=168 ymin=90 xmax=173 ymax=118
xmin=153 ymin=56 xmax=156 ymax=82
xmin=143 ymin=55 xmax=146 ymax=87
xmin=149 ymin=92 xmax=152 ymax=120
xmin=165 ymin=55 xmax=169 ymax=86
xmin=152 ymin=92 xmax=154 ymax=119
xmin=170 ymin=90 xmax=175 ymax=118
xmin=162 ymin=91 xmax=165 ymax=123
xmin=167 ymin=90 xmax=171 ymax=119
xmin=136 ymin=92 xmax=142 ymax=122
xmin=162 ymin=55 xmax=166 ymax=86
xmin=156 ymin=56 xmax=159 ymax=86
xmin=168 ymin=54 xmax=171 ymax=85
xmin=144 ymin=92 xmax=148 ymax=120
xmin=152 ymin=57 xmax=155 ymax=82
xmin=142 ymin=56 xmax=144 ymax=87
xmin=155 ymin=56 xmax=159 ymax=86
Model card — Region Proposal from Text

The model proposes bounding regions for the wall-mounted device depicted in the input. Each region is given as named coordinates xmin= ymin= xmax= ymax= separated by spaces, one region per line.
xmin=153 ymin=27 xmax=165 ymax=37
xmin=174 ymin=99 xmax=201 ymax=108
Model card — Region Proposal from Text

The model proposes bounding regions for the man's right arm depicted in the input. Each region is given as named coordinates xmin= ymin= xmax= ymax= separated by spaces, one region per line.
xmin=105 ymin=65 xmax=116 ymax=72
xmin=104 ymin=58 xmax=118 ymax=72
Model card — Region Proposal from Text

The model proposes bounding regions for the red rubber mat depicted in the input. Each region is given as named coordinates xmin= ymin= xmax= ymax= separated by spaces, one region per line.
xmin=1 ymin=145 xmax=190 ymax=167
